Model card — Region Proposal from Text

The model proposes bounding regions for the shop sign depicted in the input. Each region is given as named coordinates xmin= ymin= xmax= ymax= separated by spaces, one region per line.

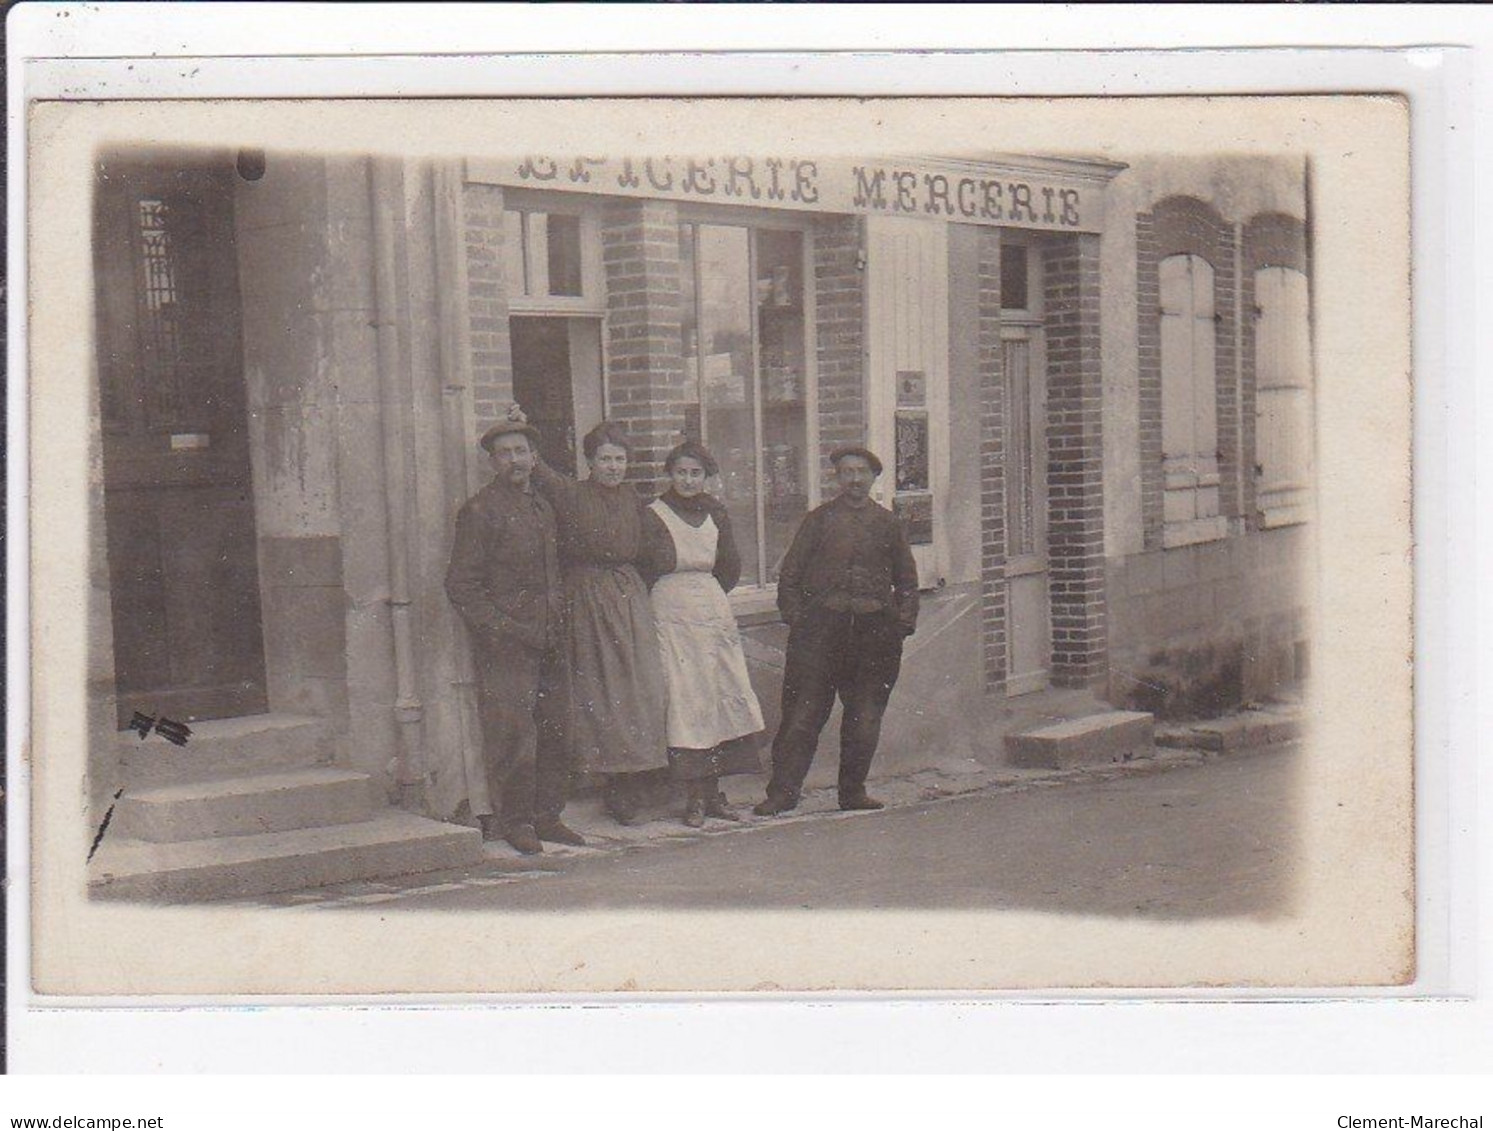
xmin=467 ymin=154 xmax=1114 ymax=234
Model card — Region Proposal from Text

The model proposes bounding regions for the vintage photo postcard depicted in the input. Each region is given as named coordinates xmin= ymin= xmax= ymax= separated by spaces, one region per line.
xmin=24 ymin=93 xmax=1412 ymax=995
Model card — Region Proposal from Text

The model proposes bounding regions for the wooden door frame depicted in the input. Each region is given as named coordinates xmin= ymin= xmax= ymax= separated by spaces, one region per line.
xmin=1001 ymin=232 xmax=1052 ymax=697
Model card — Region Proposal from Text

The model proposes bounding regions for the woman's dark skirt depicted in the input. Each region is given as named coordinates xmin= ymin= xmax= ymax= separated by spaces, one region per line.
xmin=667 ymin=731 xmax=765 ymax=781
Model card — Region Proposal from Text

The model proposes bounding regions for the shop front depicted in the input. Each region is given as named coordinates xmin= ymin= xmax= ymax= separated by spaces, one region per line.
xmin=448 ymin=152 xmax=1125 ymax=787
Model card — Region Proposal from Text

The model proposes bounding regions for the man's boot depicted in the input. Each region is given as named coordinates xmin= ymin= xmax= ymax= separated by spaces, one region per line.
xmin=752 ymin=792 xmax=797 ymax=817
xmin=534 ymin=817 xmax=586 ymax=847
xmin=503 ymin=823 xmax=544 ymax=855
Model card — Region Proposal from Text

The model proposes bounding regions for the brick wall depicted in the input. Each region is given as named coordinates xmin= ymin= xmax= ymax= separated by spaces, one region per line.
xmin=1137 ymin=195 xmax=1241 ymax=542
xmin=976 ymin=228 xmax=1008 ymax=692
xmin=1043 ymin=232 xmax=1108 ymax=688
xmin=1241 ymin=212 xmax=1308 ymax=527
xmin=462 ymin=183 xmax=514 ymax=438
xmin=811 ymin=214 xmax=866 ymax=480
xmin=601 ymin=199 xmax=687 ymax=489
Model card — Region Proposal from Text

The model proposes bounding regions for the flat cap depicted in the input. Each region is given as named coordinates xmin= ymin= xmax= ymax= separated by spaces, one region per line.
xmin=829 ymin=444 xmax=884 ymax=476
xmin=479 ymin=418 xmax=542 ymax=452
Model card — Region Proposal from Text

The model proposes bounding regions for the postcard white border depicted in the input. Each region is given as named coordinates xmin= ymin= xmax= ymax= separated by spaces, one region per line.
xmin=5 ymin=6 xmax=1486 ymax=1073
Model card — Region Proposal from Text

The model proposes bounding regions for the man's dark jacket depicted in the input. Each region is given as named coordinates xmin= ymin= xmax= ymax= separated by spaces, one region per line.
xmin=445 ymin=478 xmax=564 ymax=654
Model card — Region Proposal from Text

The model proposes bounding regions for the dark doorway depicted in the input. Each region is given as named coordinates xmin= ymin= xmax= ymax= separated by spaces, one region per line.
xmin=94 ymin=154 xmax=268 ymax=726
xmin=510 ymin=316 xmax=582 ymax=474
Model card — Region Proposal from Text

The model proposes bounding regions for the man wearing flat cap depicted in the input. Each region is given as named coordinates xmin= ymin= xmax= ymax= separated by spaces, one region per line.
xmin=445 ymin=416 xmax=584 ymax=854
xmin=754 ymin=444 xmax=919 ymax=817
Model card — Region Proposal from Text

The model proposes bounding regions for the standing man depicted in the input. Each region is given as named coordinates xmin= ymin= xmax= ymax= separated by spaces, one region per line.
xmin=446 ymin=417 xmax=585 ymax=854
xmin=754 ymin=445 xmax=920 ymax=817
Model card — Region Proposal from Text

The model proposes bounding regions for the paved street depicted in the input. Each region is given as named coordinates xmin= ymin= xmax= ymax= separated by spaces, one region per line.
xmin=364 ymin=744 xmax=1296 ymax=920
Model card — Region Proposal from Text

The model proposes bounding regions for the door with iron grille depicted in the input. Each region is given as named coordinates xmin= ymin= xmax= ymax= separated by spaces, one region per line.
xmin=94 ymin=155 xmax=268 ymax=726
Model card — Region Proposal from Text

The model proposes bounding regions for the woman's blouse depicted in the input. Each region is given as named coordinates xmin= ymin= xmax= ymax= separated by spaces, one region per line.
xmin=531 ymin=460 xmax=649 ymax=569
xmin=639 ymin=489 xmax=742 ymax=592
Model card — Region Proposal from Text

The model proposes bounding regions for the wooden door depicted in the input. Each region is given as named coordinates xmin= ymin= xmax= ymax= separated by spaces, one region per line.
xmin=510 ymin=315 xmax=603 ymax=477
xmin=94 ymin=156 xmax=268 ymax=727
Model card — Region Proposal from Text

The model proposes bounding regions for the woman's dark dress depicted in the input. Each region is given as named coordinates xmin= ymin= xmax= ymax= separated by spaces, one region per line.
xmin=532 ymin=462 xmax=669 ymax=775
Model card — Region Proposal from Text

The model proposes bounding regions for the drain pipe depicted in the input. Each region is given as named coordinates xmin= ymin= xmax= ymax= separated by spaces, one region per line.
xmin=369 ymin=156 xmax=426 ymax=807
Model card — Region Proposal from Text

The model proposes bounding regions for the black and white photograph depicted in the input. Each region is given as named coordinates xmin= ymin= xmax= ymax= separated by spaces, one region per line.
xmin=24 ymin=93 xmax=1413 ymax=995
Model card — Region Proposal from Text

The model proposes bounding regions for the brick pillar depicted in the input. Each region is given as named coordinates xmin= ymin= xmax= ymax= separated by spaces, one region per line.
xmin=1214 ymin=223 xmax=1242 ymax=521
xmin=1135 ymin=212 xmax=1164 ymax=550
xmin=976 ymin=229 xmax=1008 ymax=693
xmin=811 ymin=214 xmax=866 ymax=482
xmin=1239 ymin=229 xmax=1259 ymax=527
xmin=461 ymin=183 xmax=515 ymax=438
xmin=1043 ymin=232 xmax=1108 ymax=688
xmin=601 ymin=199 xmax=686 ymax=490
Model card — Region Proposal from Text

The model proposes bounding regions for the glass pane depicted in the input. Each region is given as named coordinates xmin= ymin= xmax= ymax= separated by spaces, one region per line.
xmin=1004 ymin=338 xmax=1035 ymax=556
xmin=1001 ymin=243 xmax=1029 ymax=310
xmin=755 ymin=229 xmax=807 ymax=582
xmin=502 ymin=210 xmax=527 ymax=296
xmin=697 ymin=225 xmax=760 ymax=586
xmin=545 ymin=213 xmax=583 ymax=296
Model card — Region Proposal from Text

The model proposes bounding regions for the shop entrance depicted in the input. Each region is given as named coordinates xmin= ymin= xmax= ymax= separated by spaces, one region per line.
xmin=1001 ymin=236 xmax=1052 ymax=696
xmin=509 ymin=316 xmax=604 ymax=476
xmin=94 ymin=155 xmax=268 ymax=726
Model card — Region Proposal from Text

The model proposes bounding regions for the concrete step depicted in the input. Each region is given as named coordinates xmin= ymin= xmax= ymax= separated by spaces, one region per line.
xmin=116 ymin=713 xmax=336 ymax=789
xmin=113 ymin=768 xmax=378 ymax=843
xmin=89 ymin=812 xmax=483 ymax=903
xmin=1005 ymin=710 xmax=1155 ymax=770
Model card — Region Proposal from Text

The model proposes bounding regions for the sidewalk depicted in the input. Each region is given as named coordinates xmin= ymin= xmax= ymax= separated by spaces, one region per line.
xmin=230 ymin=699 xmax=1303 ymax=911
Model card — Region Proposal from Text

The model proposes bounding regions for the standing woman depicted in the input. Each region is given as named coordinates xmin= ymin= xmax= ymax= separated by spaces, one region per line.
xmin=523 ymin=409 xmax=670 ymax=825
xmin=641 ymin=441 xmax=766 ymax=827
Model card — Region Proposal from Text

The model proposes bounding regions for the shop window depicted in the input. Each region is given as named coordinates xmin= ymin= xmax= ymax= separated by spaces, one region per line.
xmin=1253 ymin=265 xmax=1312 ymax=525
xmin=1159 ymin=252 xmax=1226 ymax=547
xmin=679 ymin=223 xmax=810 ymax=589
xmin=503 ymin=208 xmax=593 ymax=301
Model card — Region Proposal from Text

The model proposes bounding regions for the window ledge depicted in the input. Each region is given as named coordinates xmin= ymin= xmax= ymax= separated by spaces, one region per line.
xmin=729 ymin=586 xmax=783 ymax=626
xmin=1162 ymin=515 xmax=1229 ymax=550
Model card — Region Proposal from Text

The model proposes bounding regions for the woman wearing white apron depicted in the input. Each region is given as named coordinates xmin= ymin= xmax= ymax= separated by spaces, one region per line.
xmin=641 ymin=441 xmax=766 ymax=827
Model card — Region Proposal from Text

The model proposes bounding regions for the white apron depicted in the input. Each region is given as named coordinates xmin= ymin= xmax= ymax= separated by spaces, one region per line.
xmin=647 ymin=499 xmax=765 ymax=750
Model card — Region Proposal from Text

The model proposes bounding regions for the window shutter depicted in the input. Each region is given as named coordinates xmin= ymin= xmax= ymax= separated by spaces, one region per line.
xmin=1189 ymin=256 xmax=1221 ymax=520
xmin=1159 ymin=255 xmax=1197 ymax=523
xmin=1160 ymin=254 xmax=1220 ymax=528
xmin=1255 ymin=265 xmax=1311 ymax=523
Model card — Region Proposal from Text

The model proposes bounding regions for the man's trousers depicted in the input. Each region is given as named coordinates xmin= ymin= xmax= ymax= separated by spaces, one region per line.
xmin=471 ymin=638 xmax=571 ymax=830
xmin=765 ymin=607 xmax=905 ymax=805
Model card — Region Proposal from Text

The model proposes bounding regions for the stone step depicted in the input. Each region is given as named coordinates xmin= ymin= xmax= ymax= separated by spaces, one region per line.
xmin=113 ymin=768 xmax=378 ymax=843
xmin=89 ymin=812 xmax=483 ymax=903
xmin=116 ymin=713 xmax=336 ymax=789
xmin=1155 ymin=711 xmax=1301 ymax=752
xmin=1005 ymin=710 xmax=1155 ymax=770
